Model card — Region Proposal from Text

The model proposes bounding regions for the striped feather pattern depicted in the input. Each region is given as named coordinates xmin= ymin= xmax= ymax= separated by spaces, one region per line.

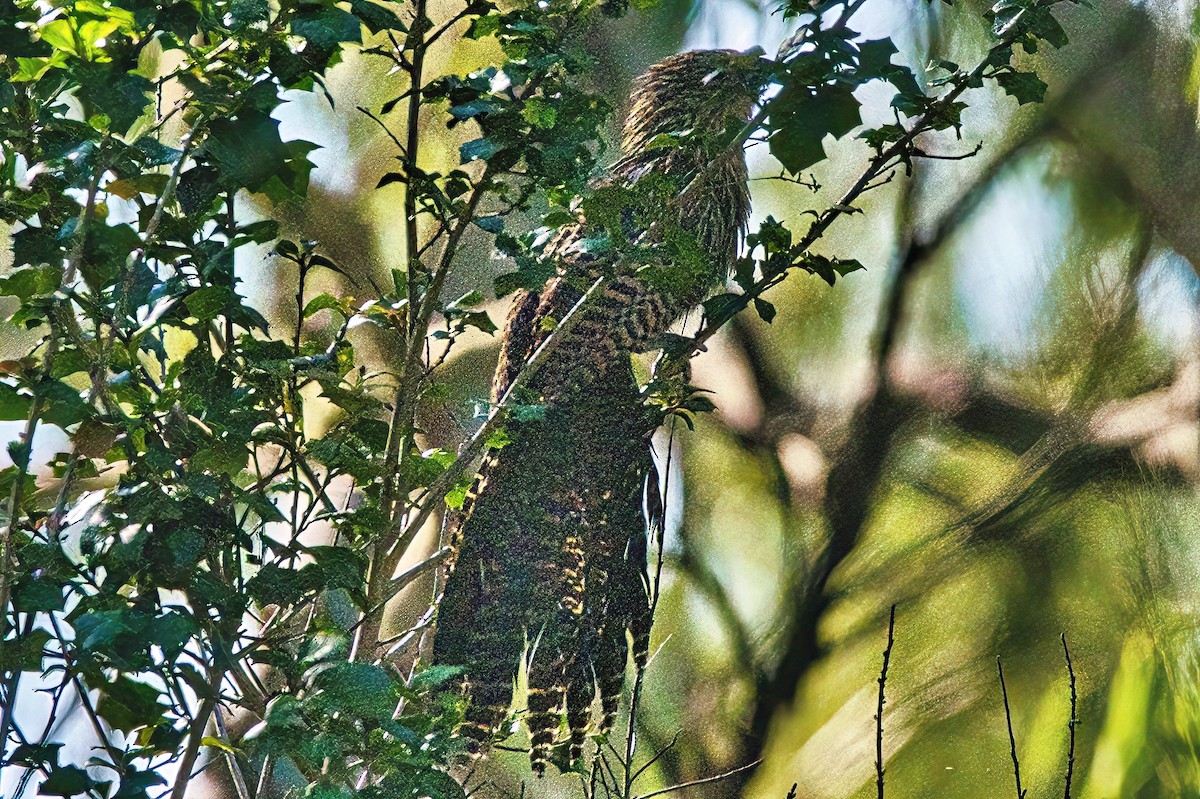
xmin=432 ymin=49 xmax=760 ymax=775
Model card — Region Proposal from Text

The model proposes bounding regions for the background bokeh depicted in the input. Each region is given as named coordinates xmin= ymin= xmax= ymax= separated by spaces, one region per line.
xmin=5 ymin=0 xmax=1200 ymax=796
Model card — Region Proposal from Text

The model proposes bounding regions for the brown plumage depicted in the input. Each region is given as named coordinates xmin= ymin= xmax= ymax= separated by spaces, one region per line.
xmin=432 ymin=48 xmax=766 ymax=776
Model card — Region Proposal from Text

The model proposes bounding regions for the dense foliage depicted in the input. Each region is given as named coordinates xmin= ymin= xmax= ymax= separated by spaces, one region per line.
xmin=0 ymin=0 xmax=1087 ymax=795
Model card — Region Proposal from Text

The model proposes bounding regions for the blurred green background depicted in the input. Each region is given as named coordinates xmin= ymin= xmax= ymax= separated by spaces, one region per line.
xmin=6 ymin=0 xmax=1200 ymax=796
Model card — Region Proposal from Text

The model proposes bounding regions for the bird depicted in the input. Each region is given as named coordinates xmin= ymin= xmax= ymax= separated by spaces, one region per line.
xmin=432 ymin=47 xmax=768 ymax=776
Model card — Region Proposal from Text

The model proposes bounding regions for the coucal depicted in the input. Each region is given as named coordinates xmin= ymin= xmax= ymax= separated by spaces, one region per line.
xmin=433 ymin=48 xmax=768 ymax=775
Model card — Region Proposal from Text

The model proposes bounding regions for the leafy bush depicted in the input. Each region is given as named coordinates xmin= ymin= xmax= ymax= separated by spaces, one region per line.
xmin=0 ymin=0 xmax=1072 ymax=794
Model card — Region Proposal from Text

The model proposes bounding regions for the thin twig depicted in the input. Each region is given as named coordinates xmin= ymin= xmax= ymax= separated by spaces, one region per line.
xmin=214 ymin=707 xmax=252 ymax=799
xmin=875 ymin=604 xmax=896 ymax=799
xmin=357 ymin=105 xmax=407 ymax=155
xmin=46 ymin=615 xmax=127 ymax=773
xmin=998 ymin=657 xmax=1026 ymax=799
xmin=622 ymin=415 xmax=678 ymax=797
xmin=349 ymin=547 xmax=448 ymax=640
xmin=169 ymin=661 xmax=225 ymax=799
xmin=632 ymin=759 xmax=762 ymax=799
xmin=631 ymin=729 xmax=682 ymax=783
xmin=689 ymin=0 xmax=1062 ymax=356
xmin=1062 ymin=633 xmax=1077 ymax=799
xmin=256 ymin=755 xmax=273 ymax=799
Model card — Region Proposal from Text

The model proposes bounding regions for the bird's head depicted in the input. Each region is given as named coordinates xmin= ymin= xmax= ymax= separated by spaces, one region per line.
xmin=621 ymin=48 xmax=774 ymax=157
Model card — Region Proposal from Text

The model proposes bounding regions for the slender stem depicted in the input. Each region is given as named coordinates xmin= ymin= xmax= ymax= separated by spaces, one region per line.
xmin=224 ymin=191 xmax=237 ymax=345
xmin=1062 ymin=633 xmax=1077 ymax=799
xmin=359 ymin=158 xmax=493 ymax=660
xmin=621 ymin=415 xmax=677 ymax=796
xmin=376 ymin=0 xmax=431 ymax=524
xmin=0 ymin=402 xmax=41 ymax=646
xmin=403 ymin=0 xmax=430 ymax=339
xmin=347 ymin=545 xmax=450 ymax=639
xmin=691 ymin=0 xmax=1059 ymax=354
xmin=632 ymin=759 xmax=762 ymax=799
xmin=875 ymin=604 xmax=896 ymax=799
xmin=169 ymin=663 xmax=225 ymax=799
xmin=256 ymin=754 xmax=274 ymax=799
xmin=0 ymin=615 xmax=36 ymax=758
xmin=631 ymin=730 xmax=681 ymax=784
xmin=214 ymin=706 xmax=252 ymax=799
xmin=998 ymin=657 xmax=1026 ymax=799
xmin=46 ymin=615 xmax=127 ymax=773
xmin=0 ymin=134 xmax=113 ymax=637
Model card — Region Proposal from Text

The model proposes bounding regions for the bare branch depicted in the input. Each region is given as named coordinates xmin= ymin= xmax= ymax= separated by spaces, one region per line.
xmin=632 ymin=759 xmax=763 ymax=799
xmin=875 ymin=604 xmax=896 ymax=799
xmin=998 ymin=657 xmax=1027 ymax=799
xmin=1062 ymin=633 xmax=1078 ymax=799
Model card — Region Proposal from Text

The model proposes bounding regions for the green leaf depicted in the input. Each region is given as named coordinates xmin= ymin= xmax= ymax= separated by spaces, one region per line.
xmin=9 ymin=742 xmax=63 ymax=769
xmin=95 ymin=675 xmax=165 ymax=733
xmin=112 ymin=768 xmax=167 ymax=799
xmin=38 ymin=765 xmax=97 ymax=797
xmin=474 ymin=215 xmax=504 ymax=233
xmin=81 ymin=223 xmax=141 ymax=292
xmin=204 ymin=112 xmax=287 ymax=192
xmin=291 ymin=6 xmax=361 ymax=50
xmin=1028 ymin=7 xmax=1069 ymax=48
xmin=460 ymin=311 xmax=496 ymax=334
xmin=176 ymin=166 xmax=222 ymax=215
xmin=376 ymin=172 xmax=405 ymax=189
xmin=0 ymin=628 xmax=51 ymax=672
xmin=106 ymin=174 xmax=170 ymax=200
xmin=237 ymin=219 xmax=281 ymax=244
xmin=0 ymin=383 xmax=33 ymax=421
xmin=834 ymin=258 xmax=864 ymax=277
xmin=994 ymin=70 xmax=1048 ymax=105
xmin=11 ymin=53 xmax=70 ymax=82
xmin=136 ymin=138 xmax=184 ymax=167
xmin=701 ymin=293 xmax=744 ymax=327
xmin=312 ymin=662 xmax=400 ymax=721
xmin=275 ymin=239 xmax=301 ymax=261
xmin=856 ymin=38 xmax=922 ymax=97
xmin=768 ymin=86 xmax=862 ymax=173
xmin=231 ymin=0 xmax=270 ymax=27
xmin=465 ymin=14 xmax=500 ymax=39
xmin=521 ymin=98 xmax=558 ymax=129
xmin=460 ymin=138 xmax=499 ymax=163
xmin=484 ymin=427 xmax=511 ymax=449
xmin=0 ymin=263 xmax=60 ymax=298
xmin=753 ymin=297 xmax=776 ymax=323
xmin=247 ymin=564 xmax=321 ymax=606
xmin=184 ymin=286 xmax=237 ymax=321
xmin=307 ymin=546 xmax=367 ymax=602
xmin=77 ymin=66 xmax=153 ymax=132
xmin=149 ymin=612 xmax=197 ymax=660
xmin=444 ymin=476 xmax=472 ymax=509
xmin=350 ymin=0 xmax=407 ymax=33
xmin=303 ymin=293 xmax=343 ymax=319
xmin=449 ymin=99 xmax=498 ymax=121
xmin=409 ymin=663 xmax=464 ymax=690
xmin=75 ymin=610 xmax=141 ymax=655
xmin=34 ymin=378 xmax=90 ymax=428
xmin=14 ymin=578 xmax=64 ymax=612
xmin=200 ymin=736 xmax=239 ymax=754
xmin=37 ymin=19 xmax=79 ymax=55
xmin=449 ymin=291 xmax=485 ymax=309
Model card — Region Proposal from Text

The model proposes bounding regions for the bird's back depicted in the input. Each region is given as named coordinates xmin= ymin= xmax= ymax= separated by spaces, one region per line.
xmin=432 ymin=47 xmax=763 ymax=775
